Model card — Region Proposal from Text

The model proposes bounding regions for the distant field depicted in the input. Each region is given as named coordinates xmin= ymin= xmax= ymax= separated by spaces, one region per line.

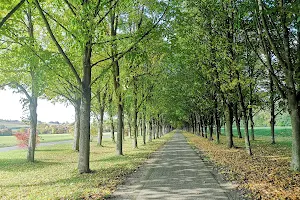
xmin=0 ymin=134 xmax=73 ymax=148
xmin=0 ymin=121 xmax=29 ymax=129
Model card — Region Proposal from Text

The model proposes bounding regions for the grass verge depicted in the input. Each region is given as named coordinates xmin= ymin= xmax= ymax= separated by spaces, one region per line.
xmin=183 ymin=131 xmax=300 ymax=199
xmin=0 ymin=132 xmax=174 ymax=199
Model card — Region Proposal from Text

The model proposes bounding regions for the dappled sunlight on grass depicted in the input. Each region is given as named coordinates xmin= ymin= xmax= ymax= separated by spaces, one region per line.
xmin=0 ymin=132 xmax=175 ymax=199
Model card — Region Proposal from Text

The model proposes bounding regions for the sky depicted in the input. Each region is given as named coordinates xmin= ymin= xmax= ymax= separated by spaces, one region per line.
xmin=0 ymin=89 xmax=74 ymax=123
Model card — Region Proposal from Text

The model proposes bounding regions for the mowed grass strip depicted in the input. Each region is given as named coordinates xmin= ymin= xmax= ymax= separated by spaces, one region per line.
xmin=222 ymin=126 xmax=293 ymax=138
xmin=0 ymin=132 xmax=174 ymax=199
xmin=0 ymin=134 xmax=73 ymax=148
xmin=183 ymin=131 xmax=300 ymax=199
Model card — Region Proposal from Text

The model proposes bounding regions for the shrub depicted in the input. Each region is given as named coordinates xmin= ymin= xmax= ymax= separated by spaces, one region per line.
xmin=14 ymin=129 xmax=40 ymax=148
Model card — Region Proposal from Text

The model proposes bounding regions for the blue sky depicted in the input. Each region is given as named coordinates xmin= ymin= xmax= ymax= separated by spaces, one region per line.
xmin=0 ymin=89 xmax=74 ymax=123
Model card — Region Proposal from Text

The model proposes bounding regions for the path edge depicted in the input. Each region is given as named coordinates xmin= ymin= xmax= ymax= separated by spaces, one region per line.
xmin=182 ymin=132 xmax=250 ymax=200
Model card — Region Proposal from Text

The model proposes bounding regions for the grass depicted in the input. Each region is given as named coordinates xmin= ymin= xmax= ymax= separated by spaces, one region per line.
xmin=222 ymin=126 xmax=292 ymax=137
xmin=221 ymin=126 xmax=292 ymax=147
xmin=0 ymin=134 xmax=73 ymax=148
xmin=0 ymin=132 xmax=175 ymax=199
xmin=183 ymin=127 xmax=299 ymax=199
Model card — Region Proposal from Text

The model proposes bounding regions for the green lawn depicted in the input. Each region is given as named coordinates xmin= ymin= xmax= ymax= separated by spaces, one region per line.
xmin=221 ymin=126 xmax=292 ymax=137
xmin=219 ymin=126 xmax=292 ymax=147
xmin=0 ymin=132 xmax=174 ymax=199
xmin=0 ymin=134 xmax=73 ymax=148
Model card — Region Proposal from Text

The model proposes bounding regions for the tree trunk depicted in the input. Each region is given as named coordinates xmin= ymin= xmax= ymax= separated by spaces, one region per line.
xmin=73 ymin=99 xmax=81 ymax=151
xmin=149 ymin=120 xmax=153 ymax=142
xmin=200 ymin=116 xmax=204 ymax=137
xmin=128 ymin=117 xmax=132 ymax=138
xmin=133 ymin=110 xmax=138 ymax=148
xmin=78 ymin=42 xmax=92 ymax=174
xmin=78 ymin=88 xmax=91 ymax=173
xmin=191 ymin=115 xmax=195 ymax=134
xmin=153 ymin=119 xmax=156 ymax=140
xmin=122 ymin=108 xmax=125 ymax=141
xmin=204 ymin=119 xmax=208 ymax=138
xmin=233 ymin=103 xmax=242 ymax=138
xmin=139 ymin=117 xmax=143 ymax=137
xmin=249 ymin=107 xmax=255 ymax=141
xmin=110 ymin=6 xmax=123 ymax=156
xmin=237 ymin=72 xmax=252 ymax=155
xmin=133 ymin=76 xmax=138 ymax=148
xmin=288 ymin=94 xmax=300 ymax=171
xmin=142 ymin=112 xmax=146 ymax=145
xmin=97 ymin=87 xmax=106 ymax=146
xmin=225 ymin=104 xmax=234 ymax=148
xmin=116 ymin=102 xmax=123 ymax=155
xmin=194 ymin=114 xmax=197 ymax=135
xmin=27 ymin=97 xmax=37 ymax=162
xmin=215 ymin=110 xmax=220 ymax=144
xmin=209 ymin=116 xmax=213 ymax=141
xmin=198 ymin=116 xmax=202 ymax=136
xmin=26 ymin=6 xmax=37 ymax=163
xmin=97 ymin=106 xmax=105 ymax=146
xmin=110 ymin=113 xmax=115 ymax=143
xmin=159 ymin=117 xmax=163 ymax=137
xmin=156 ymin=118 xmax=160 ymax=139
xmin=242 ymin=115 xmax=252 ymax=155
xmin=270 ymin=74 xmax=276 ymax=144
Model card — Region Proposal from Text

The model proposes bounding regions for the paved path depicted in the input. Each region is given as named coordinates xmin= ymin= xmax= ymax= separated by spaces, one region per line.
xmin=0 ymin=132 xmax=115 ymax=152
xmin=111 ymin=132 xmax=239 ymax=200
xmin=0 ymin=140 xmax=72 ymax=152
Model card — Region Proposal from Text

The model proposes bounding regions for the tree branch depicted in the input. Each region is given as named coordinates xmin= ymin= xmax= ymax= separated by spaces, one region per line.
xmin=0 ymin=0 xmax=25 ymax=29
xmin=42 ymin=9 xmax=78 ymax=40
xmin=62 ymin=0 xmax=77 ymax=16
xmin=35 ymin=0 xmax=81 ymax=86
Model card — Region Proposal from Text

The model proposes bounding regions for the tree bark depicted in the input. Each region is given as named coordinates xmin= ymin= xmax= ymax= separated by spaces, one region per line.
xmin=26 ymin=7 xmax=37 ymax=162
xmin=233 ymin=103 xmax=242 ymax=138
xmin=133 ymin=76 xmax=138 ymax=148
xmin=288 ymin=94 xmax=300 ymax=171
xmin=27 ymin=97 xmax=37 ymax=162
xmin=73 ymin=99 xmax=81 ymax=151
xmin=249 ymin=107 xmax=255 ymax=141
xmin=237 ymin=72 xmax=252 ymax=155
xmin=204 ymin=118 xmax=208 ymax=138
xmin=225 ymin=104 xmax=234 ymax=148
xmin=242 ymin=115 xmax=252 ymax=155
xmin=133 ymin=110 xmax=138 ymax=148
xmin=97 ymin=106 xmax=105 ymax=146
xmin=156 ymin=118 xmax=160 ymax=139
xmin=78 ymin=41 xmax=92 ymax=174
xmin=142 ymin=111 xmax=146 ymax=145
xmin=149 ymin=119 xmax=153 ymax=142
xmin=215 ymin=108 xmax=221 ymax=144
xmin=110 ymin=115 xmax=115 ymax=143
xmin=110 ymin=7 xmax=123 ymax=155
xmin=269 ymin=74 xmax=276 ymax=144
xmin=209 ymin=116 xmax=213 ymax=141
xmin=200 ymin=116 xmax=204 ymax=137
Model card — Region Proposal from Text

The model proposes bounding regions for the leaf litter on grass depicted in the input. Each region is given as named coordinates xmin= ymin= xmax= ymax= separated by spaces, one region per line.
xmin=183 ymin=132 xmax=300 ymax=199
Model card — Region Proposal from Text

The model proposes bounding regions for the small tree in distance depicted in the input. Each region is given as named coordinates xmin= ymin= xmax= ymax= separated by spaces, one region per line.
xmin=15 ymin=129 xmax=40 ymax=148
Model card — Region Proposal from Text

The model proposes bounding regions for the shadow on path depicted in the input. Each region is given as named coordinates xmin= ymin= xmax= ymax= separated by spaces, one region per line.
xmin=110 ymin=132 xmax=240 ymax=200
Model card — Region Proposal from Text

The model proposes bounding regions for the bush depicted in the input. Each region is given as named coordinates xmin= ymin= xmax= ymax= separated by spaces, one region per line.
xmin=14 ymin=129 xmax=40 ymax=148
